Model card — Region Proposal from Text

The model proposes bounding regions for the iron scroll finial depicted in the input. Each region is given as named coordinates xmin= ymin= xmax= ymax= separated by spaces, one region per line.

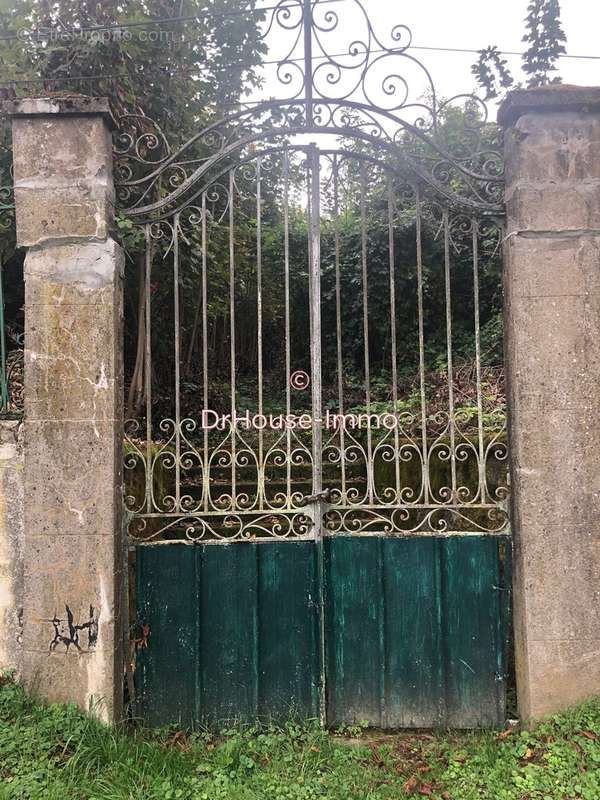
xmin=113 ymin=0 xmax=504 ymax=218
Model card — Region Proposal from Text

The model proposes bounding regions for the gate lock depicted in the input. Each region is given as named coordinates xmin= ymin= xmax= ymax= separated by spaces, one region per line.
xmin=300 ymin=488 xmax=333 ymax=505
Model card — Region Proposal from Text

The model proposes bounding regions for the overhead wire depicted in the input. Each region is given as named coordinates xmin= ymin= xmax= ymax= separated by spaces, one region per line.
xmin=0 ymin=0 xmax=598 ymax=87
xmin=0 ymin=0 xmax=342 ymax=42
xmin=2 ymin=39 xmax=600 ymax=87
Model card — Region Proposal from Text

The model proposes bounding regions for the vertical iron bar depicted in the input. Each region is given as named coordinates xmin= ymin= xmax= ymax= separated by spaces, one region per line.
xmin=303 ymin=0 xmax=314 ymax=126
xmin=144 ymin=225 xmax=153 ymax=514
xmin=173 ymin=214 xmax=181 ymax=512
xmin=415 ymin=189 xmax=429 ymax=504
xmin=333 ymin=156 xmax=346 ymax=500
xmin=472 ymin=218 xmax=485 ymax=502
xmin=284 ymin=148 xmax=292 ymax=506
xmin=307 ymin=154 xmax=314 ymax=354
xmin=202 ymin=192 xmax=209 ymax=512
xmin=443 ymin=209 xmax=457 ymax=500
xmin=229 ymin=170 xmax=237 ymax=507
xmin=256 ymin=156 xmax=264 ymax=507
xmin=360 ymin=164 xmax=373 ymax=504
xmin=308 ymin=145 xmax=323 ymax=500
xmin=308 ymin=144 xmax=325 ymax=727
xmin=387 ymin=177 xmax=400 ymax=503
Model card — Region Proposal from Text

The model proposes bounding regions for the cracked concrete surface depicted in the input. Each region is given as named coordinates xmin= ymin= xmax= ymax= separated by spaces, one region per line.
xmin=501 ymin=87 xmax=600 ymax=721
xmin=4 ymin=97 xmax=124 ymax=723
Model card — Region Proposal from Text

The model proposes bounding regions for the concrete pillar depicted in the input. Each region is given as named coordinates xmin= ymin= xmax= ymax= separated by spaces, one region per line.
xmin=0 ymin=420 xmax=23 ymax=675
xmin=499 ymin=86 xmax=600 ymax=721
xmin=4 ymin=97 xmax=124 ymax=721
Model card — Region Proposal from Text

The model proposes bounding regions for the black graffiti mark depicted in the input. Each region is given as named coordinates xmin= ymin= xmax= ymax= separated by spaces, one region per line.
xmin=87 ymin=606 xmax=98 ymax=649
xmin=16 ymin=607 xmax=23 ymax=646
xmin=48 ymin=604 xmax=98 ymax=653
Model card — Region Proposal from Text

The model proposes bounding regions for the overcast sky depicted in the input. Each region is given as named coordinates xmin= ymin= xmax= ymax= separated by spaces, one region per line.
xmin=251 ymin=0 xmax=600 ymax=117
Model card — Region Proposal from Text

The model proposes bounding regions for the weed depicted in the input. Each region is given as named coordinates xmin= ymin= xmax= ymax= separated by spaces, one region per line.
xmin=1 ymin=678 xmax=600 ymax=799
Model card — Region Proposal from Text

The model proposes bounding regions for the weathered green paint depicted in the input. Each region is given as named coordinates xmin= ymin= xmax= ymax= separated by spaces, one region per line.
xmin=135 ymin=542 xmax=319 ymax=727
xmin=135 ymin=536 xmax=511 ymax=729
xmin=135 ymin=546 xmax=198 ymax=728
xmin=324 ymin=537 xmax=510 ymax=728
xmin=441 ymin=538 xmax=506 ymax=727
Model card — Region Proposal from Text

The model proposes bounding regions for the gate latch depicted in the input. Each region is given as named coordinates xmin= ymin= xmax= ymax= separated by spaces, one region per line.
xmin=300 ymin=488 xmax=332 ymax=505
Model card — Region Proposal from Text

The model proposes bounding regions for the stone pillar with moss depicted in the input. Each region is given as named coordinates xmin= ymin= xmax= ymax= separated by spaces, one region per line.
xmin=499 ymin=86 xmax=600 ymax=721
xmin=3 ymin=97 xmax=124 ymax=721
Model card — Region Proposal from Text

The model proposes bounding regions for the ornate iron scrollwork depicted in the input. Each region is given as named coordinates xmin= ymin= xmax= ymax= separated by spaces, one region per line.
xmin=114 ymin=0 xmax=504 ymax=220
xmin=0 ymin=134 xmax=14 ymax=235
xmin=117 ymin=0 xmax=509 ymax=543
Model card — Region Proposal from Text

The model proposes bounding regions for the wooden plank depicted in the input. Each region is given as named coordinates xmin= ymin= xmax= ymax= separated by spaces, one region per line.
xmin=135 ymin=545 xmax=198 ymax=727
xmin=257 ymin=542 xmax=319 ymax=722
xmin=382 ymin=538 xmax=445 ymax=727
xmin=325 ymin=537 xmax=383 ymax=727
xmin=198 ymin=544 xmax=259 ymax=727
xmin=441 ymin=537 xmax=505 ymax=727
xmin=324 ymin=536 xmax=508 ymax=729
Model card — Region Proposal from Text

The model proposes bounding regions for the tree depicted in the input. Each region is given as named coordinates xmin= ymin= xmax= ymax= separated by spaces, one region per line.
xmin=0 ymin=0 xmax=267 ymax=416
xmin=521 ymin=0 xmax=567 ymax=87
xmin=0 ymin=3 xmax=507 ymax=426
xmin=472 ymin=0 xmax=566 ymax=100
xmin=471 ymin=46 xmax=514 ymax=102
xmin=0 ymin=0 xmax=266 ymax=121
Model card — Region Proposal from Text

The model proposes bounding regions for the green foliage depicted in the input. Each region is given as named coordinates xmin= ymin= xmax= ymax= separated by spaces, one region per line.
xmin=2 ymin=677 xmax=600 ymax=799
xmin=480 ymin=311 xmax=504 ymax=365
xmin=0 ymin=5 xmax=506 ymax=415
xmin=0 ymin=0 xmax=266 ymax=115
xmin=522 ymin=0 xmax=567 ymax=87
xmin=472 ymin=0 xmax=566 ymax=100
xmin=0 ymin=0 xmax=266 ymax=250
xmin=471 ymin=46 xmax=514 ymax=101
xmin=0 ymin=0 xmax=268 ymax=415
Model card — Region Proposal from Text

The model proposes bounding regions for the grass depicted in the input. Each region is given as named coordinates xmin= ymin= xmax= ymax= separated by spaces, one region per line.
xmin=1 ymin=678 xmax=600 ymax=799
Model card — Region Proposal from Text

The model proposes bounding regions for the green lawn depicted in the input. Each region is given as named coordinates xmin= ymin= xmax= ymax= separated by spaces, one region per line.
xmin=1 ymin=678 xmax=600 ymax=799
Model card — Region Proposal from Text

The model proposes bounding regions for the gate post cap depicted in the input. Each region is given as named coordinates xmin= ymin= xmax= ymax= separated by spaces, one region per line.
xmin=1 ymin=94 xmax=116 ymax=129
xmin=498 ymin=85 xmax=600 ymax=127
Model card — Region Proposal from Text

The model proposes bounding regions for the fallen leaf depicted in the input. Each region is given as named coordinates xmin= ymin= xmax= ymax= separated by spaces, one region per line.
xmin=580 ymin=731 xmax=598 ymax=741
xmin=441 ymin=793 xmax=452 ymax=800
xmin=418 ymin=785 xmax=433 ymax=797
xmin=403 ymin=775 xmax=418 ymax=795
xmin=418 ymin=766 xmax=432 ymax=774
xmin=310 ymin=745 xmax=320 ymax=752
xmin=496 ymin=728 xmax=513 ymax=741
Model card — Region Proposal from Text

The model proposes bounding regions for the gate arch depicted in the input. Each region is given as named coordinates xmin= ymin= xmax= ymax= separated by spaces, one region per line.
xmin=117 ymin=0 xmax=510 ymax=729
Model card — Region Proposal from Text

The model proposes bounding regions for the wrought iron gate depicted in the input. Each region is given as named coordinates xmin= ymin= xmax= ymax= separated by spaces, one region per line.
xmin=116 ymin=0 xmax=510 ymax=728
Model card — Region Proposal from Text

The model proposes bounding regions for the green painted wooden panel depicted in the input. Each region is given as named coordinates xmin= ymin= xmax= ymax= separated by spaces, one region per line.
xmin=324 ymin=536 xmax=511 ymax=729
xmin=136 ymin=537 xmax=511 ymax=729
xmin=135 ymin=546 xmax=199 ymax=728
xmin=382 ymin=538 xmax=444 ymax=728
xmin=257 ymin=543 xmax=320 ymax=721
xmin=199 ymin=545 xmax=259 ymax=725
xmin=324 ymin=537 xmax=383 ymax=726
xmin=441 ymin=537 xmax=506 ymax=727
xmin=135 ymin=541 xmax=319 ymax=728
